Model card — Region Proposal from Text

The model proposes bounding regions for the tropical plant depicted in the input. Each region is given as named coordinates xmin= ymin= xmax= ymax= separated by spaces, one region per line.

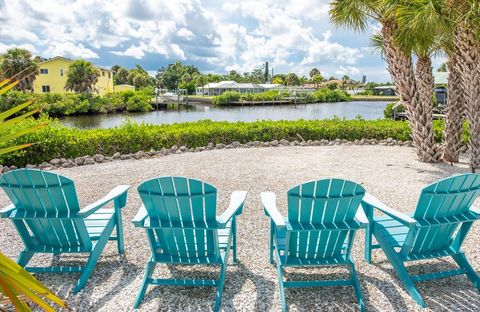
xmin=0 ymin=252 xmax=67 ymax=311
xmin=0 ymin=79 xmax=64 ymax=311
xmin=0 ymin=79 xmax=46 ymax=155
xmin=393 ymin=1 xmax=479 ymax=166
xmin=114 ymin=67 xmax=130 ymax=85
xmin=330 ymin=0 xmax=441 ymax=163
xmin=0 ymin=48 xmax=38 ymax=92
xmin=65 ymin=60 xmax=99 ymax=94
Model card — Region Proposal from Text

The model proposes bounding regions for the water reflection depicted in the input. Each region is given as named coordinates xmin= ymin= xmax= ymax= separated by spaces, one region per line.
xmin=60 ymin=101 xmax=390 ymax=129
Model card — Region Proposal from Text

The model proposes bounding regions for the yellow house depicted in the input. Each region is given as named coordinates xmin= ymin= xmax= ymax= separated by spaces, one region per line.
xmin=33 ymin=56 xmax=114 ymax=95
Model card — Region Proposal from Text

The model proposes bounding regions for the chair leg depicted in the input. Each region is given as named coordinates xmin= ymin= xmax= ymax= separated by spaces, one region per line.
xmin=269 ymin=220 xmax=274 ymax=264
xmin=232 ymin=218 xmax=238 ymax=264
xmin=452 ymin=252 xmax=480 ymax=290
xmin=274 ymin=250 xmax=287 ymax=312
xmin=17 ymin=250 xmax=34 ymax=267
xmin=214 ymin=232 xmax=232 ymax=312
xmin=375 ymin=233 xmax=427 ymax=308
xmin=348 ymin=261 xmax=365 ymax=312
xmin=363 ymin=205 xmax=373 ymax=264
xmin=74 ymin=218 xmax=115 ymax=293
xmin=114 ymin=198 xmax=124 ymax=254
xmin=134 ymin=260 xmax=156 ymax=309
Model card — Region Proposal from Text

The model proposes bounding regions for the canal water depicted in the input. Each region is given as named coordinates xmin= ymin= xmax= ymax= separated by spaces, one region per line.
xmin=60 ymin=101 xmax=390 ymax=129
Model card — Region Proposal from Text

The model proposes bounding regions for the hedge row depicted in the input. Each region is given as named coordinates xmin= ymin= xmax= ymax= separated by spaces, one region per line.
xmin=0 ymin=117 xmax=458 ymax=167
xmin=0 ymin=90 xmax=153 ymax=116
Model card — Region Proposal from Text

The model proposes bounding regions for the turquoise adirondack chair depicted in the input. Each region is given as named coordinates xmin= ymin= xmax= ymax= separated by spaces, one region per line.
xmin=262 ymin=178 xmax=368 ymax=312
xmin=132 ymin=176 xmax=247 ymax=311
xmin=363 ymin=173 xmax=480 ymax=307
xmin=0 ymin=169 xmax=130 ymax=293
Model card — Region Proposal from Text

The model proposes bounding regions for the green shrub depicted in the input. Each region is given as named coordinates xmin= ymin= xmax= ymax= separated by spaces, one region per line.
xmin=0 ymin=90 xmax=156 ymax=116
xmin=126 ymin=93 xmax=152 ymax=112
xmin=211 ymin=91 xmax=241 ymax=105
xmin=0 ymin=117 xmax=460 ymax=166
xmin=384 ymin=102 xmax=405 ymax=119
xmin=311 ymin=89 xmax=350 ymax=102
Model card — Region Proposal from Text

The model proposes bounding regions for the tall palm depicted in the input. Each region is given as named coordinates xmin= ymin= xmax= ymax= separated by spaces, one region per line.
xmin=330 ymin=0 xmax=441 ymax=162
xmin=449 ymin=2 xmax=480 ymax=170
xmin=0 ymin=48 xmax=38 ymax=93
xmin=394 ymin=1 xmax=446 ymax=162
xmin=65 ymin=60 xmax=99 ymax=94
xmin=400 ymin=1 xmax=479 ymax=168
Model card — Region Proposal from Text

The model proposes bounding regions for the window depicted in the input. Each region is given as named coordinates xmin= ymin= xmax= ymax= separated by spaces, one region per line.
xmin=40 ymin=68 xmax=48 ymax=74
xmin=41 ymin=85 xmax=50 ymax=93
xmin=102 ymin=71 xmax=105 ymax=76
xmin=60 ymin=69 xmax=64 ymax=76
xmin=108 ymin=72 xmax=111 ymax=79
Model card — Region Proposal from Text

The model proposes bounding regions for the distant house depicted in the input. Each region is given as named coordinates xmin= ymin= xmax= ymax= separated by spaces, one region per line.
xmin=114 ymin=84 xmax=135 ymax=93
xmin=373 ymin=85 xmax=396 ymax=96
xmin=196 ymin=81 xmax=283 ymax=96
xmin=34 ymin=56 xmax=114 ymax=95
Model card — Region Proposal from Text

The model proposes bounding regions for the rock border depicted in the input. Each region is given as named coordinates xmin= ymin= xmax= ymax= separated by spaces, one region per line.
xmin=1 ymin=138 xmax=422 ymax=173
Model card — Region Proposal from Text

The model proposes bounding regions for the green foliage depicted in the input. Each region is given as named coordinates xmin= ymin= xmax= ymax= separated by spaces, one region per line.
xmin=126 ymin=93 xmax=153 ymax=112
xmin=211 ymin=88 xmax=349 ymax=105
xmin=384 ymin=102 xmax=405 ymax=119
xmin=0 ymin=48 xmax=38 ymax=92
xmin=65 ymin=60 xmax=99 ymax=94
xmin=2 ymin=117 xmax=453 ymax=167
xmin=310 ymin=88 xmax=350 ymax=102
xmin=157 ymin=61 xmax=200 ymax=90
xmin=0 ymin=90 xmax=152 ymax=116
xmin=211 ymin=91 xmax=241 ymax=105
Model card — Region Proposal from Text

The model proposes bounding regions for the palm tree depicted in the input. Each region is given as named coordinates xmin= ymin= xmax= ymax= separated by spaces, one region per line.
xmin=0 ymin=48 xmax=38 ymax=92
xmin=397 ymin=1 xmax=478 ymax=167
xmin=330 ymin=0 xmax=441 ymax=162
xmin=65 ymin=60 xmax=99 ymax=94
xmin=448 ymin=2 xmax=480 ymax=170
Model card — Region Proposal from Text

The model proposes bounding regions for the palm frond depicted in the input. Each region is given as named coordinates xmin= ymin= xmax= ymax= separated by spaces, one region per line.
xmin=0 ymin=252 xmax=67 ymax=311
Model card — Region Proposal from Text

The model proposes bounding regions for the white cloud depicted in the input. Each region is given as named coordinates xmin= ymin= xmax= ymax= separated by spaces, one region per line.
xmin=335 ymin=65 xmax=361 ymax=76
xmin=0 ymin=0 xmax=383 ymax=80
xmin=44 ymin=42 xmax=99 ymax=59
xmin=0 ymin=43 xmax=38 ymax=54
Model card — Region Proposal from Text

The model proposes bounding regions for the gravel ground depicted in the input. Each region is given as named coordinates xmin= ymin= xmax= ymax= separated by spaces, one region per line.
xmin=1 ymin=145 xmax=480 ymax=312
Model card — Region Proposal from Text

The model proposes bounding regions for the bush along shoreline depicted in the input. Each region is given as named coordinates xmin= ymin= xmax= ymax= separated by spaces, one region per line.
xmin=0 ymin=117 xmax=464 ymax=168
xmin=0 ymin=89 xmax=154 ymax=116
xmin=211 ymin=88 xmax=351 ymax=105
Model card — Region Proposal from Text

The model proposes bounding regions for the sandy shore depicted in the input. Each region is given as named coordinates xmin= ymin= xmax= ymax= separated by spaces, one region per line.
xmin=1 ymin=145 xmax=479 ymax=311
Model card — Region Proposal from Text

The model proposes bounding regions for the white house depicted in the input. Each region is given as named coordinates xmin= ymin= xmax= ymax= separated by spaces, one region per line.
xmin=196 ymin=81 xmax=283 ymax=96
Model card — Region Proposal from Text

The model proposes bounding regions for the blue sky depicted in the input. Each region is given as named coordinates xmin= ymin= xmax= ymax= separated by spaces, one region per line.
xmin=0 ymin=0 xmax=444 ymax=82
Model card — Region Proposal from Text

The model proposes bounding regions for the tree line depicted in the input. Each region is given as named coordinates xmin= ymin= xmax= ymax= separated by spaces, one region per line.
xmin=1 ymin=48 xmax=389 ymax=97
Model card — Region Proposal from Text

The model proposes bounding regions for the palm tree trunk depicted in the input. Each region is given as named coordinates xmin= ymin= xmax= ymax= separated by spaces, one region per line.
xmin=453 ymin=25 xmax=480 ymax=170
xmin=382 ymin=23 xmax=440 ymax=162
xmin=443 ymin=57 xmax=465 ymax=163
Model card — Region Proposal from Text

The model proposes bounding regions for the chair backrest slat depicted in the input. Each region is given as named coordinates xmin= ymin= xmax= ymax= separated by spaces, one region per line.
xmin=407 ymin=173 xmax=480 ymax=255
xmin=286 ymin=179 xmax=365 ymax=263
xmin=138 ymin=177 xmax=220 ymax=261
xmin=0 ymin=169 xmax=90 ymax=250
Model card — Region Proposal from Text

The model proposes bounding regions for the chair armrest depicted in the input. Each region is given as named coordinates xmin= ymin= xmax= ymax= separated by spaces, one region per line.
xmin=470 ymin=206 xmax=480 ymax=216
xmin=132 ymin=205 xmax=148 ymax=227
xmin=354 ymin=205 xmax=369 ymax=226
xmin=261 ymin=192 xmax=285 ymax=228
xmin=79 ymin=185 xmax=131 ymax=217
xmin=0 ymin=204 xmax=16 ymax=218
xmin=217 ymin=191 xmax=247 ymax=225
xmin=362 ymin=193 xmax=417 ymax=226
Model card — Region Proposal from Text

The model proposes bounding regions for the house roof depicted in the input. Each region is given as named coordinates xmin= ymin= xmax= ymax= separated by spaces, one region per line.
xmin=39 ymin=56 xmax=114 ymax=72
xmin=202 ymin=81 xmax=263 ymax=89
